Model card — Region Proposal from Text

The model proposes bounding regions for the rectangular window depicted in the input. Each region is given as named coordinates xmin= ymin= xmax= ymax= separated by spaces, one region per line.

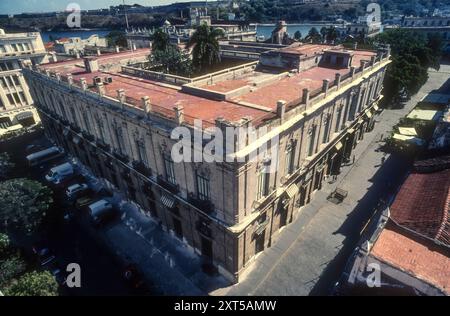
xmin=7 ymin=94 xmax=15 ymax=105
xmin=322 ymin=119 xmax=330 ymax=144
xmin=13 ymin=75 xmax=20 ymax=86
xmin=136 ymin=140 xmax=148 ymax=166
xmin=256 ymin=167 xmax=269 ymax=200
xmin=13 ymin=93 xmax=20 ymax=104
xmin=196 ymin=173 xmax=210 ymax=201
xmin=0 ymin=78 xmax=7 ymax=88
xmin=285 ymin=144 xmax=295 ymax=175
xmin=308 ymin=125 xmax=317 ymax=157
xmin=19 ymin=92 xmax=27 ymax=105
xmin=164 ymin=156 xmax=176 ymax=185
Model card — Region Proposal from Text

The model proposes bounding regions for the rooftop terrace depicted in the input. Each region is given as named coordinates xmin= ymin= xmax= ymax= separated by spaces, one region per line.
xmin=36 ymin=44 xmax=388 ymax=129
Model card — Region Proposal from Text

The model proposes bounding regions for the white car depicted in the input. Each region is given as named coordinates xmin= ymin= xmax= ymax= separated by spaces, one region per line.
xmin=65 ymin=183 xmax=89 ymax=199
xmin=45 ymin=162 xmax=74 ymax=184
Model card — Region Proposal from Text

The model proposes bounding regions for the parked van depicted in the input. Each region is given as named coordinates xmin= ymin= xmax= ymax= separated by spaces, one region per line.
xmin=26 ymin=146 xmax=64 ymax=167
xmin=45 ymin=163 xmax=74 ymax=185
xmin=87 ymin=199 xmax=117 ymax=226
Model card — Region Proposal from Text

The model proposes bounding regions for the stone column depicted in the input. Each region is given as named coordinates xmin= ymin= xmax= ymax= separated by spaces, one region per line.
xmin=174 ymin=104 xmax=184 ymax=125
xmin=335 ymin=73 xmax=341 ymax=90
xmin=142 ymin=96 xmax=151 ymax=117
xmin=96 ymin=82 xmax=105 ymax=96
xmin=322 ymin=79 xmax=330 ymax=97
xmin=80 ymin=78 xmax=87 ymax=90
xmin=302 ymin=88 xmax=310 ymax=106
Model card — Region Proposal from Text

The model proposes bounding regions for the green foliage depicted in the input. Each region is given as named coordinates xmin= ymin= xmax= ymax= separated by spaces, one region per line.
xmin=106 ymin=31 xmax=127 ymax=47
xmin=187 ymin=24 xmax=225 ymax=72
xmin=304 ymin=27 xmax=322 ymax=43
xmin=3 ymin=271 xmax=58 ymax=296
xmin=0 ymin=179 xmax=53 ymax=235
xmin=294 ymin=31 xmax=302 ymax=41
xmin=150 ymin=45 xmax=193 ymax=76
xmin=0 ymin=152 xmax=14 ymax=180
xmin=0 ymin=233 xmax=10 ymax=256
xmin=0 ymin=256 xmax=27 ymax=288
xmin=372 ymin=29 xmax=442 ymax=105
xmin=151 ymin=28 xmax=171 ymax=52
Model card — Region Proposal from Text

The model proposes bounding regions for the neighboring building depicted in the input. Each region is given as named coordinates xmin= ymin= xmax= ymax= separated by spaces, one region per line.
xmin=345 ymin=14 xmax=382 ymax=39
xmin=53 ymin=35 xmax=108 ymax=56
xmin=0 ymin=29 xmax=48 ymax=136
xmin=126 ymin=12 xmax=257 ymax=49
xmin=23 ymin=42 xmax=390 ymax=282
xmin=345 ymin=158 xmax=450 ymax=295
xmin=402 ymin=16 xmax=450 ymax=53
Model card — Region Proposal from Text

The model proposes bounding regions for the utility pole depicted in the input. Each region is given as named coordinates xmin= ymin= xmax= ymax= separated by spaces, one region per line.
xmin=123 ymin=0 xmax=129 ymax=30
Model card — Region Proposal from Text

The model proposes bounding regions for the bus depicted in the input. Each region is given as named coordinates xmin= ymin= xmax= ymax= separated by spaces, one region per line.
xmin=26 ymin=146 xmax=64 ymax=167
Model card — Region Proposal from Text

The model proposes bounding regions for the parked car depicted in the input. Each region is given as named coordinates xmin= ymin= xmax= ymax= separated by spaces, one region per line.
xmin=87 ymin=199 xmax=118 ymax=226
xmin=65 ymin=183 xmax=90 ymax=200
xmin=45 ymin=162 xmax=74 ymax=185
xmin=75 ymin=194 xmax=97 ymax=210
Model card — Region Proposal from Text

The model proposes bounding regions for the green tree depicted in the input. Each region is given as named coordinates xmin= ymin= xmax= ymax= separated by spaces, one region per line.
xmin=373 ymin=29 xmax=442 ymax=105
xmin=0 ymin=179 xmax=53 ymax=235
xmin=294 ymin=30 xmax=302 ymax=41
xmin=187 ymin=24 xmax=225 ymax=72
xmin=305 ymin=27 xmax=322 ymax=43
xmin=0 ymin=153 xmax=14 ymax=180
xmin=151 ymin=28 xmax=171 ymax=52
xmin=4 ymin=271 xmax=58 ymax=296
xmin=0 ymin=233 xmax=10 ymax=256
xmin=106 ymin=31 xmax=127 ymax=47
xmin=0 ymin=256 xmax=27 ymax=288
xmin=150 ymin=45 xmax=193 ymax=76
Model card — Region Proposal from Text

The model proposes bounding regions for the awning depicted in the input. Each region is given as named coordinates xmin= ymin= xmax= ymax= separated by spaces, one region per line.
xmin=347 ymin=128 xmax=355 ymax=135
xmin=358 ymin=118 xmax=364 ymax=124
xmin=393 ymin=133 xmax=425 ymax=146
xmin=398 ymin=127 xmax=417 ymax=137
xmin=407 ymin=109 xmax=442 ymax=121
xmin=285 ymin=183 xmax=299 ymax=199
xmin=254 ymin=219 xmax=269 ymax=236
xmin=365 ymin=109 xmax=372 ymax=119
xmin=161 ymin=193 xmax=176 ymax=209
xmin=373 ymin=104 xmax=379 ymax=111
xmin=15 ymin=111 xmax=34 ymax=121
xmin=335 ymin=141 xmax=343 ymax=151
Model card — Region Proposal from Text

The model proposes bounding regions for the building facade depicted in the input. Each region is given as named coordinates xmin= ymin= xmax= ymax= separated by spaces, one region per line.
xmin=402 ymin=16 xmax=450 ymax=53
xmin=23 ymin=43 xmax=390 ymax=282
xmin=0 ymin=29 xmax=48 ymax=135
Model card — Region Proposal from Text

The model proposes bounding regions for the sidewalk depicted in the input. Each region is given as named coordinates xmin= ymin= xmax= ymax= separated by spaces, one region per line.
xmin=217 ymin=65 xmax=450 ymax=296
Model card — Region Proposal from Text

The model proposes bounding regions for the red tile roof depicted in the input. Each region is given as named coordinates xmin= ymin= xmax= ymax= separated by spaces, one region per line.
xmin=390 ymin=169 xmax=450 ymax=247
xmin=371 ymin=222 xmax=450 ymax=295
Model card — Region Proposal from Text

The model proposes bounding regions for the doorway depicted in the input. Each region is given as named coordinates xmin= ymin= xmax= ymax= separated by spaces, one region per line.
xmin=173 ymin=217 xmax=183 ymax=239
xmin=255 ymin=231 xmax=265 ymax=254
xmin=201 ymin=237 xmax=213 ymax=259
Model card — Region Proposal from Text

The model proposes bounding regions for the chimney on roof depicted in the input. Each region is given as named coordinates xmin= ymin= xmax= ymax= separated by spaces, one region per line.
xmin=75 ymin=50 xmax=80 ymax=59
xmin=335 ymin=73 xmax=341 ymax=89
xmin=84 ymin=57 xmax=99 ymax=73
xmin=80 ymin=77 xmax=87 ymax=90
xmin=96 ymin=82 xmax=105 ymax=96
xmin=277 ymin=100 xmax=286 ymax=122
xmin=322 ymin=79 xmax=330 ymax=97
xmin=370 ymin=55 xmax=376 ymax=66
xmin=174 ymin=104 xmax=184 ymax=125
xmin=350 ymin=66 xmax=356 ymax=79
xmin=50 ymin=52 xmax=57 ymax=63
xmin=302 ymin=88 xmax=310 ymax=107
xmin=115 ymin=45 xmax=120 ymax=53
xmin=353 ymin=42 xmax=358 ymax=50
xmin=116 ymin=89 xmax=125 ymax=104
xmin=360 ymin=60 xmax=367 ymax=71
xmin=142 ymin=96 xmax=151 ymax=116
xmin=96 ymin=48 xmax=101 ymax=56
xmin=132 ymin=43 xmax=137 ymax=51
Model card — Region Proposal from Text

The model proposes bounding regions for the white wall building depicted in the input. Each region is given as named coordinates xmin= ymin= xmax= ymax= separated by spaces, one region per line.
xmin=0 ymin=29 xmax=48 ymax=136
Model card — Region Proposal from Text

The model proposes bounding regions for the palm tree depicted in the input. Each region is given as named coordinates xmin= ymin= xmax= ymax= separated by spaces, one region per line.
xmin=151 ymin=28 xmax=170 ymax=52
xmin=187 ymin=24 xmax=225 ymax=71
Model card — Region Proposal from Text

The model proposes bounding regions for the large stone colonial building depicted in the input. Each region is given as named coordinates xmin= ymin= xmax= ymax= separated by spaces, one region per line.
xmin=0 ymin=29 xmax=48 ymax=135
xmin=23 ymin=42 xmax=391 ymax=282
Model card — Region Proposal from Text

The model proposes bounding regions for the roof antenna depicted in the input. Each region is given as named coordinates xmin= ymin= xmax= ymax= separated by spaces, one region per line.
xmin=123 ymin=0 xmax=130 ymax=30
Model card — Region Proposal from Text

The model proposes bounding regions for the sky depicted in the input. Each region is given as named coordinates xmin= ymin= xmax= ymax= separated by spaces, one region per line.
xmin=0 ymin=0 xmax=195 ymax=15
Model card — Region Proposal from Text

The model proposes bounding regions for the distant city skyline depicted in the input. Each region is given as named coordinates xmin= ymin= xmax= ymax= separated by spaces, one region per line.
xmin=0 ymin=0 xmax=196 ymax=15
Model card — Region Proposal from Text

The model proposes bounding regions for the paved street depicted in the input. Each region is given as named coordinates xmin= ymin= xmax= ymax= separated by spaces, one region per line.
xmin=216 ymin=64 xmax=450 ymax=296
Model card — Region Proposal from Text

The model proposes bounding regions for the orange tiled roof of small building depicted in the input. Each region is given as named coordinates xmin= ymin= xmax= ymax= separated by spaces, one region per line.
xmin=371 ymin=222 xmax=450 ymax=295
xmin=390 ymin=168 xmax=450 ymax=247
